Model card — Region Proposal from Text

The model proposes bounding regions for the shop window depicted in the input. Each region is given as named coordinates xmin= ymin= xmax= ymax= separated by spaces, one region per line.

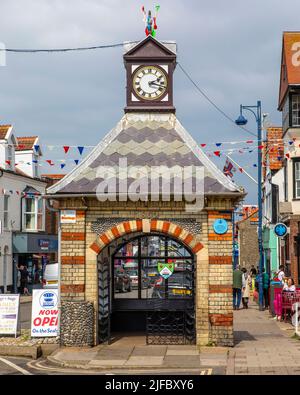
xmin=3 ymin=195 xmax=9 ymax=229
xmin=22 ymin=196 xmax=44 ymax=231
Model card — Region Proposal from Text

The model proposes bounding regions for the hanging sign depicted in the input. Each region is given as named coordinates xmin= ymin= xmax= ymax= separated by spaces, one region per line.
xmin=158 ymin=261 xmax=174 ymax=279
xmin=274 ymin=223 xmax=288 ymax=238
xmin=0 ymin=294 xmax=20 ymax=337
xmin=31 ymin=289 xmax=59 ymax=337
xmin=213 ymin=219 xmax=228 ymax=235
xmin=60 ymin=210 xmax=76 ymax=224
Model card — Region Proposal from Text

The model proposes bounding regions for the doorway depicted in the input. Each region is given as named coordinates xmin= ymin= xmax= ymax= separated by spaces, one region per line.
xmin=98 ymin=233 xmax=196 ymax=345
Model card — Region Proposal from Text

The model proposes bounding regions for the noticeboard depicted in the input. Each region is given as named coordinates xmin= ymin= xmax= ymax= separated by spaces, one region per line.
xmin=0 ymin=294 xmax=20 ymax=337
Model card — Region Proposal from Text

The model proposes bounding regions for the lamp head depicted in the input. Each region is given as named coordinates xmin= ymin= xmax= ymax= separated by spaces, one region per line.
xmin=235 ymin=114 xmax=248 ymax=126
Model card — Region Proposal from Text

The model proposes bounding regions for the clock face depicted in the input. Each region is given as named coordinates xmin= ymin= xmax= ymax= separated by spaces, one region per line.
xmin=133 ymin=66 xmax=167 ymax=100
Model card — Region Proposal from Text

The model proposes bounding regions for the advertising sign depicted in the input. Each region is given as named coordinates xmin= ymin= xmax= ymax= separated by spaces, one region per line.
xmin=158 ymin=262 xmax=174 ymax=279
xmin=31 ymin=289 xmax=59 ymax=337
xmin=38 ymin=239 xmax=50 ymax=251
xmin=60 ymin=210 xmax=76 ymax=224
xmin=213 ymin=219 xmax=228 ymax=235
xmin=0 ymin=294 xmax=20 ymax=337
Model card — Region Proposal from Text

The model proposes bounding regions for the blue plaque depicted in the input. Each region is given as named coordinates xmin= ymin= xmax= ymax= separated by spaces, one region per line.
xmin=213 ymin=219 xmax=228 ymax=235
xmin=274 ymin=223 xmax=288 ymax=237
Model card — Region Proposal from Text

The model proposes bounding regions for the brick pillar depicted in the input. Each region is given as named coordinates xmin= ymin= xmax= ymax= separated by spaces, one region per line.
xmin=207 ymin=210 xmax=234 ymax=346
xmin=60 ymin=210 xmax=86 ymax=301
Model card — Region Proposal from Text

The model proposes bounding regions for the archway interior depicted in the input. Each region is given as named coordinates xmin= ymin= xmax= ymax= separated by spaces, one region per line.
xmin=107 ymin=232 xmax=195 ymax=335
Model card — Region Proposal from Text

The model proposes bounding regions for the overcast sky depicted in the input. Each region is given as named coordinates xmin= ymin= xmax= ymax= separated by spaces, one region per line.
xmin=0 ymin=0 xmax=299 ymax=203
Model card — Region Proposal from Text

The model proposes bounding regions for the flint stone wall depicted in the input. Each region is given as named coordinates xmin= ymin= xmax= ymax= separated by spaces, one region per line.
xmin=60 ymin=301 xmax=94 ymax=347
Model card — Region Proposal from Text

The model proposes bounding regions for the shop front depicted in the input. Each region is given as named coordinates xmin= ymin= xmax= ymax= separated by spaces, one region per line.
xmin=12 ymin=233 xmax=58 ymax=292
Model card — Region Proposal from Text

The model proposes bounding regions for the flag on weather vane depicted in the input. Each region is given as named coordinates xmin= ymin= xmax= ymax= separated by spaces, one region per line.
xmin=141 ymin=5 xmax=160 ymax=37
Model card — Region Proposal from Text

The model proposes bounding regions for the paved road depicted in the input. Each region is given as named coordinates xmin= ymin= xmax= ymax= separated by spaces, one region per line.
xmin=0 ymin=356 xmax=214 ymax=375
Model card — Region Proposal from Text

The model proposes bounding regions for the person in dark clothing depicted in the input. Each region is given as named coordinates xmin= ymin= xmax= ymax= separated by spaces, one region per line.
xmin=250 ymin=265 xmax=257 ymax=276
xmin=262 ymin=268 xmax=270 ymax=309
xmin=233 ymin=266 xmax=243 ymax=310
xmin=18 ymin=265 xmax=30 ymax=295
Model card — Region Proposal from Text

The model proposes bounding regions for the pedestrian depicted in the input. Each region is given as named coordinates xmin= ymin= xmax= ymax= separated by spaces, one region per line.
xmin=17 ymin=265 xmax=30 ymax=295
xmin=283 ymin=277 xmax=296 ymax=292
xmin=277 ymin=265 xmax=286 ymax=284
xmin=241 ymin=268 xmax=251 ymax=309
xmin=250 ymin=265 xmax=257 ymax=276
xmin=262 ymin=268 xmax=270 ymax=310
xmin=233 ymin=265 xmax=243 ymax=310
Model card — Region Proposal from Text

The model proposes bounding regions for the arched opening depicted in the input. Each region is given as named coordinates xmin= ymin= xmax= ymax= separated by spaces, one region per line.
xmin=97 ymin=232 xmax=196 ymax=345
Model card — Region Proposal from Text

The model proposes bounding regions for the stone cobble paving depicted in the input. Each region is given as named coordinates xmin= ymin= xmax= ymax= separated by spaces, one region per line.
xmin=227 ymin=302 xmax=300 ymax=375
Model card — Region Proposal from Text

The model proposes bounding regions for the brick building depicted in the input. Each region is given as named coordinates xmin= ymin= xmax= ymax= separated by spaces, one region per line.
xmin=237 ymin=207 xmax=259 ymax=272
xmin=47 ymin=36 xmax=244 ymax=347
xmin=277 ymin=32 xmax=300 ymax=284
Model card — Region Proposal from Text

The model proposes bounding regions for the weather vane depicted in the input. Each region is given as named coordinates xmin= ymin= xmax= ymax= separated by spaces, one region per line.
xmin=141 ymin=5 xmax=160 ymax=37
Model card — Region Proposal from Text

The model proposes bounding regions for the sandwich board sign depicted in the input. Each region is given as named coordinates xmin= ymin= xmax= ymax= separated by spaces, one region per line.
xmin=0 ymin=294 xmax=20 ymax=337
xmin=31 ymin=289 xmax=59 ymax=337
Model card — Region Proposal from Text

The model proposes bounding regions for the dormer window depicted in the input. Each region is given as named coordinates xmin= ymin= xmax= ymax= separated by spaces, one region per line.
xmin=292 ymin=94 xmax=300 ymax=127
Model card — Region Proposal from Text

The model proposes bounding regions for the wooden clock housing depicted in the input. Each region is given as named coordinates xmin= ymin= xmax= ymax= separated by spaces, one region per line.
xmin=124 ymin=36 xmax=176 ymax=113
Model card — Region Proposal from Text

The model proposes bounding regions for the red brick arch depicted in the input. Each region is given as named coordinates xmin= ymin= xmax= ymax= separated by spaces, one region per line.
xmin=90 ymin=219 xmax=203 ymax=255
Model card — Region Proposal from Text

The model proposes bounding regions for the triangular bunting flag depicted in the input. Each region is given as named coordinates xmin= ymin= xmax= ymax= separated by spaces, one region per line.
xmin=200 ymin=144 xmax=206 ymax=148
xmin=5 ymin=160 xmax=11 ymax=165
xmin=239 ymin=167 xmax=243 ymax=173
xmin=74 ymin=159 xmax=79 ymax=165
xmin=60 ymin=163 xmax=66 ymax=169
xmin=34 ymin=145 xmax=40 ymax=153
xmin=213 ymin=151 xmax=221 ymax=157
xmin=63 ymin=146 xmax=70 ymax=154
xmin=215 ymin=143 xmax=222 ymax=147
xmin=46 ymin=160 xmax=54 ymax=166
xmin=77 ymin=146 xmax=84 ymax=155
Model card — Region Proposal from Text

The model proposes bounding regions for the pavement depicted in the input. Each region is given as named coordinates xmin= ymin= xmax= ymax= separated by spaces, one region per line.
xmin=45 ymin=302 xmax=300 ymax=374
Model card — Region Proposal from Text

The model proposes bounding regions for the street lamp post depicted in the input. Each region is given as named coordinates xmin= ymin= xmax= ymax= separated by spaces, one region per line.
xmin=235 ymin=100 xmax=264 ymax=311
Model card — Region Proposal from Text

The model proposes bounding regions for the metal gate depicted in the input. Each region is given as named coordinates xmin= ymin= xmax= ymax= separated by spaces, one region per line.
xmin=146 ymin=258 xmax=195 ymax=345
xmin=98 ymin=256 xmax=110 ymax=343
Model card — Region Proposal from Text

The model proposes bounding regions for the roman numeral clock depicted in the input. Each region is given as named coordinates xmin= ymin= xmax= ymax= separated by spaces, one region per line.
xmin=124 ymin=36 xmax=176 ymax=113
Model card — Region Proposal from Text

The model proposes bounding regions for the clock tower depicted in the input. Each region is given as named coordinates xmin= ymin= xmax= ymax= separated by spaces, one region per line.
xmin=123 ymin=36 xmax=176 ymax=113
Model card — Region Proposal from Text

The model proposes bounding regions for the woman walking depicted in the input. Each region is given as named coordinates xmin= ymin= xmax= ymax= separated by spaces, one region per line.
xmin=242 ymin=268 xmax=251 ymax=309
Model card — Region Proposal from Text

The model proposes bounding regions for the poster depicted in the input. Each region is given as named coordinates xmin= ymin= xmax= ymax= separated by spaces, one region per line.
xmin=0 ymin=294 xmax=19 ymax=336
xmin=31 ymin=289 xmax=59 ymax=337
xmin=60 ymin=210 xmax=76 ymax=224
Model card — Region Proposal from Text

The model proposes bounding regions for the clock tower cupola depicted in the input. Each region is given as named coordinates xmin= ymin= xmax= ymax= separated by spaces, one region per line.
xmin=123 ymin=36 xmax=176 ymax=113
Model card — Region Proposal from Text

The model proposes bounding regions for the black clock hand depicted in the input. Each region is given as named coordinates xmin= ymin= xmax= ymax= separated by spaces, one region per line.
xmin=148 ymin=81 xmax=166 ymax=88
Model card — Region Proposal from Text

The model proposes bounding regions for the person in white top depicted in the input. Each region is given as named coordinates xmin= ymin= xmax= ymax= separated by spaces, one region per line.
xmin=277 ymin=265 xmax=285 ymax=284
xmin=283 ymin=278 xmax=296 ymax=292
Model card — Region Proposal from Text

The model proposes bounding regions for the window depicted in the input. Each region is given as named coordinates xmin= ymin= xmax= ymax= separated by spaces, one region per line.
xmin=7 ymin=145 xmax=12 ymax=168
xmin=22 ymin=197 xmax=44 ymax=231
xmin=284 ymin=161 xmax=288 ymax=201
xmin=113 ymin=235 xmax=194 ymax=300
xmin=294 ymin=160 xmax=300 ymax=199
xmin=292 ymin=94 xmax=300 ymax=127
xmin=3 ymin=195 xmax=9 ymax=229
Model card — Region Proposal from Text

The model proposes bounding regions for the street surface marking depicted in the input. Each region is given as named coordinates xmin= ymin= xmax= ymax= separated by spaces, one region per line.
xmin=0 ymin=357 xmax=33 ymax=375
xmin=200 ymin=369 xmax=212 ymax=375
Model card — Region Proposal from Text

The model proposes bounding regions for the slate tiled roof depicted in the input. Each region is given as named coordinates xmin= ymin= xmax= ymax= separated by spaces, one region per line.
xmin=16 ymin=136 xmax=38 ymax=151
xmin=0 ymin=125 xmax=11 ymax=140
xmin=47 ymin=113 xmax=243 ymax=197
